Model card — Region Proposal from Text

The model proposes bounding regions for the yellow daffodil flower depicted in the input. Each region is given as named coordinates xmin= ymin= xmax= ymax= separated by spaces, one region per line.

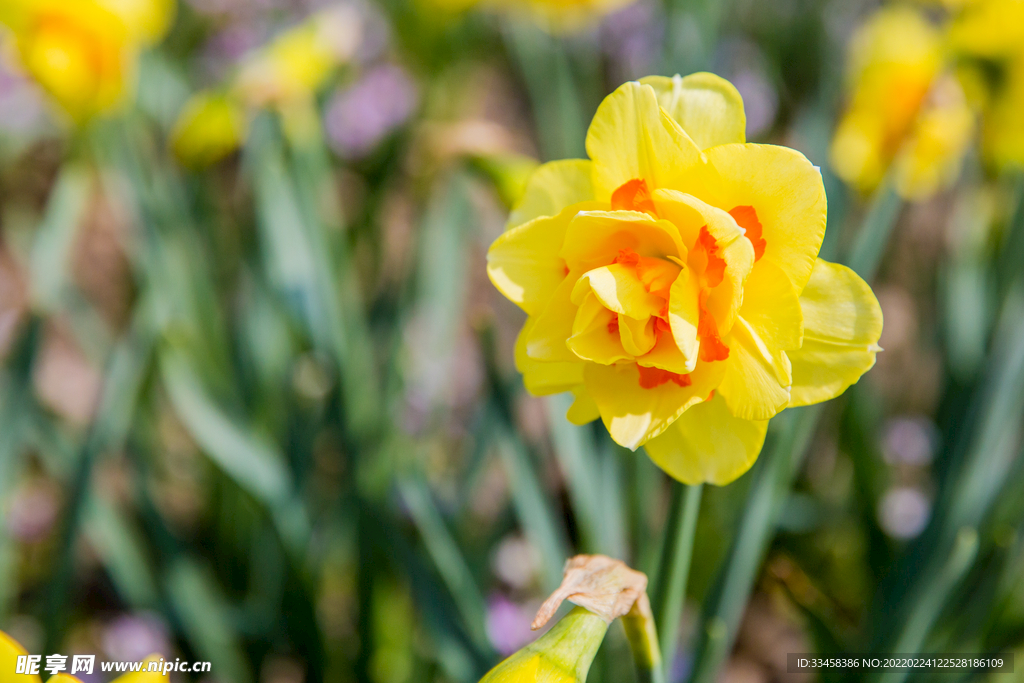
xmin=0 ymin=0 xmax=174 ymax=120
xmin=233 ymin=5 xmax=361 ymax=109
xmin=488 ymin=73 xmax=883 ymax=485
xmin=949 ymin=0 xmax=1024 ymax=169
xmin=830 ymin=7 xmax=974 ymax=199
xmin=170 ymin=4 xmax=361 ymax=168
xmin=2 ymin=629 xmax=165 ymax=683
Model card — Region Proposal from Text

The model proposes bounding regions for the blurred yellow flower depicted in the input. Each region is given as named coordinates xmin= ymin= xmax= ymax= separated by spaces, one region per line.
xmin=488 ymin=73 xmax=883 ymax=485
xmin=0 ymin=0 xmax=174 ymax=120
xmin=498 ymin=0 xmax=638 ymax=32
xmin=479 ymin=607 xmax=607 ymax=683
xmin=949 ymin=0 xmax=1024 ymax=169
xmin=830 ymin=7 xmax=973 ymax=199
xmin=1 ymin=630 xmax=165 ymax=683
xmin=234 ymin=5 xmax=362 ymax=108
xmin=170 ymin=91 xmax=247 ymax=169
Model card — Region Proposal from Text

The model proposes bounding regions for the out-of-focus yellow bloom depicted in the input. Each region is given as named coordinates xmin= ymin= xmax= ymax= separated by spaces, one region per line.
xmin=234 ymin=5 xmax=361 ymax=108
xmin=0 ymin=0 xmax=174 ymax=120
xmin=2 ymin=631 xmax=165 ymax=683
xmin=479 ymin=607 xmax=608 ymax=683
xmin=423 ymin=0 xmax=636 ymax=33
xmin=949 ymin=0 xmax=1024 ymax=169
xmin=170 ymin=4 xmax=361 ymax=168
xmin=488 ymin=73 xmax=883 ymax=485
xmin=2 ymin=629 xmax=41 ymax=683
xmin=496 ymin=0 xmax=638 ymax=32
xmin=170 ymin=91 xmax=247 ymax=169
xmin=830 ymin=7 xmax=973 ymax=199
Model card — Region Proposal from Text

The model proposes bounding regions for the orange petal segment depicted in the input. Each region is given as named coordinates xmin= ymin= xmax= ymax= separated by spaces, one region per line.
xmin=729 ymin=205 xmax=766 ymax=262
xmin=611 ymin=178 xmax=657 ymax=213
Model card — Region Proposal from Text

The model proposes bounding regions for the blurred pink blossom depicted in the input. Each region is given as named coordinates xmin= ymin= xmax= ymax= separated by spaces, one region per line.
xmin=324 ymin=64 xmax=417 ymax=159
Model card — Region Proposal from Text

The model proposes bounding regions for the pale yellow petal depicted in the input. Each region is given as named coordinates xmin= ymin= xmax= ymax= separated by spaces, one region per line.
xmin=567 ymin=293 xmax=631 ymax=365
xmin=618 ymin=315 xmax=657 ymax=356
xmin=700 ymin=144 xmax=827 ymax=293
xmin=717 ymin=317 xmax=791 ymax=421
xmin=488 ymin=203 xmax=599 ymax=316
xmin=566 ymin=387 xmax=600 ymax=425
xmin=643 ymin=393 xmax=768 ymax=485
xmin=508 ymin=159 xmax=597 ymax=228
xmin=571 ymin=263 xmax=665 ymax=319
xmin=738 ymin=260 xmax=803 ymax=353
xmin=526 ymin=273 xmax=581 ymax=363
xmin=1 ymin=630 xmax=42 ymax=683
xmin=561 ymin=210 xmax=685 ymax=273
xmin=516 ymin=317 xmax=585 ymax=395
xmin=585 ymin=81 xmax=703 ymax=200
xmin=789 ymin=259 xmax=883 ymax=407
xmin=639 ymin=73 xmax=746 ymax=151
xmin=585 ymin=360 xmax=723 ymax=450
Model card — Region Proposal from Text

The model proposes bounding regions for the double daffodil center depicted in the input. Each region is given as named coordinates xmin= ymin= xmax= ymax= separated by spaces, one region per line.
xmin=564 ymin=178 xmax=767 ymax=390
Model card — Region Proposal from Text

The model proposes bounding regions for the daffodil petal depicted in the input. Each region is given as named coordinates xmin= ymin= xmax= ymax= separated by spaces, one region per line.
xmin=516 ymin=316 xmax=585 ymax=395
xmin=788 ymin=259 xmax=883 ymax=407
xmin=664 ymin=265 xmax=700 ymax=370
xmin=2 ymin=630 xmax=42 ymax=683
xmin=643 ymin=392 xmax=767 ymax=485
xmin=572 ymin=263 xmax=665 ymax=319
xmin=718 ymin=317 xmax=791 ymax=420
xmin=526 ymin=273 xmax=581 ymax=363
xmin=639 ymin=73 xmax=746 ymax=151
xmin=566 ymin=387 xmax=600 ymax=425
xmin=738 ymin=260 xmax=803 ymax=353
xmin=488 ymin=202 xmax=601 ymax=316
xmin=700 ymin=144 xmax=827 ymax=293
xmin=585 ymin=360 xmax=723 ymax=450
xmin=561 ymin=210 xmax=685 ymax=272
xmin=567 ymin=293 xmax=632 ymax=365
xmin=585 ymin=81 xmax=703 ymax=199
xmin=508 ymin=159 xmax=596 ymax=228
xmin=619 ymin=315 xmax=657 ymax=356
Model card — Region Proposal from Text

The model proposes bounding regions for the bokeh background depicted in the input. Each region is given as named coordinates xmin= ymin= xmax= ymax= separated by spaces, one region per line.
xmin=1 ymin=0 xmax=1024 ymax=682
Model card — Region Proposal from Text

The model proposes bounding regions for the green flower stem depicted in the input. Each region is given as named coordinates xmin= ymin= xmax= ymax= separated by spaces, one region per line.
xmin=687 ymin=407 xmax=821 ymax=683
xmin=623 ymin=594 xmax=665 ymax=683
xmin=652 ymin=482 xmax=703 ymax=676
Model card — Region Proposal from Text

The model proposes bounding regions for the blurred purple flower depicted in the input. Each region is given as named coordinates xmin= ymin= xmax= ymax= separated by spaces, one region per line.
xmin=882 ymin=416 xmax=937 ymax=466
xmin=485 ymin=595 xmax=536 ymax=656
xmin=879 ymin=487 xmax=931 ymax=540
xmin=324 ymin=65 xmax=417 ymax=159
xmin=714 ymin=38 xmax=778 ymax=138
xmin=102 ymin=613 xmax=171 ymax=662
xmin=0 ymin=65 xmax=47 ymax=136
xmin=6 ymin=483 xmax=59 ymax=543
xmin=601 ymin=2 xmax=663 ymax=83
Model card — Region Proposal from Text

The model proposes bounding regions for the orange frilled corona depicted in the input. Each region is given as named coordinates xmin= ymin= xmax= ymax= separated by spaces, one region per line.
xmin=488 ymin=73 xmax=883 ymax=485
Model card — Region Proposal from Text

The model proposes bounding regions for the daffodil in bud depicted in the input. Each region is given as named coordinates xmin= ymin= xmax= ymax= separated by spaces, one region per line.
xmin=480 ymin=607 xmax=608 ymax=683
xmin=830 ymin=6 xmax=973 ymax=199
xmin=170 ymin=91 xmax=247 ymax=169
xmin=0 ymin=0 xmax=174 ymax=120
xmin=481 ymin=555 xmax=654 ymax=683
xmin=488 ymin=73 xmax=883 ymax=485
